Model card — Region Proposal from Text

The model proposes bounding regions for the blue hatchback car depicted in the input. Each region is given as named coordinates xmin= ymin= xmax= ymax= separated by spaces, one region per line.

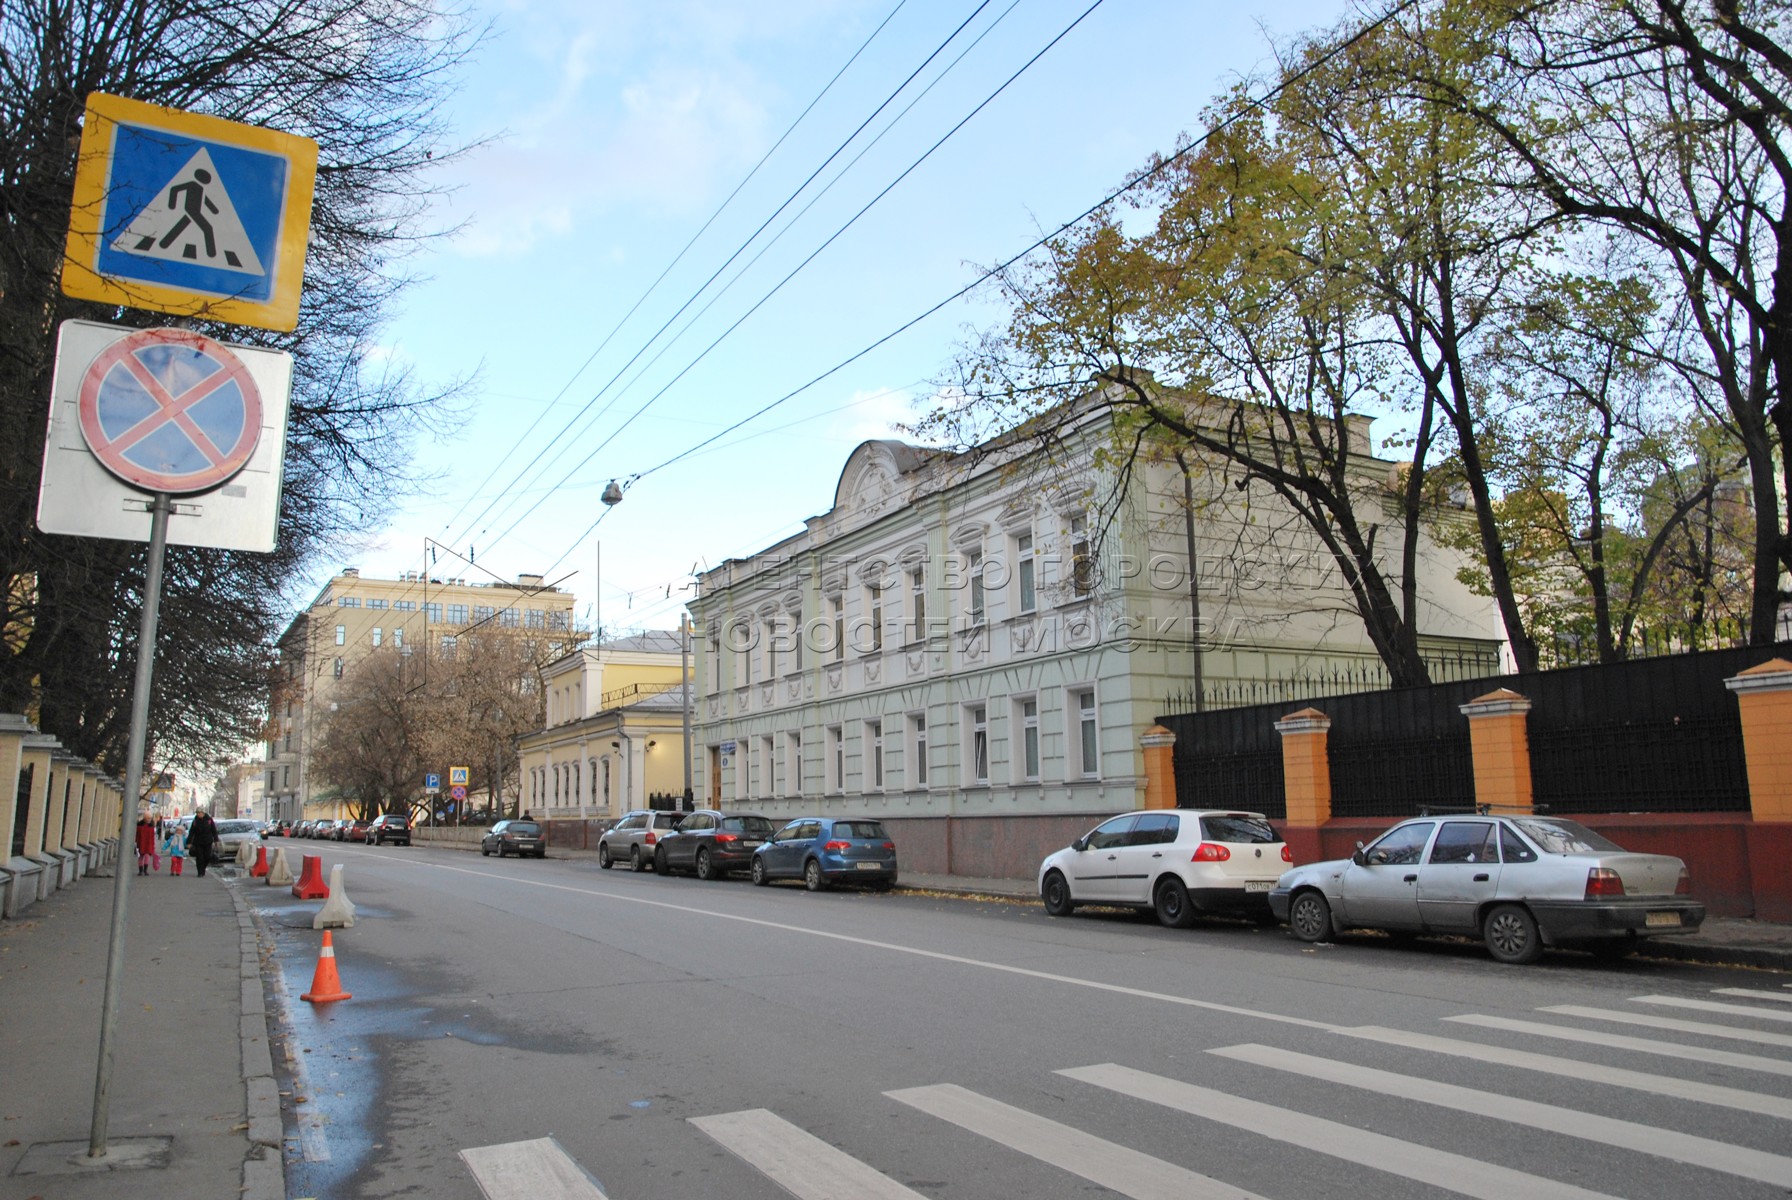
xmin=750 ymin=817 xmax=898 ymax=891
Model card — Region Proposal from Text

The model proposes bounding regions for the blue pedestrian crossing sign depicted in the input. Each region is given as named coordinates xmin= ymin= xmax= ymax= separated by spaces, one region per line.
xmin=62 ymin=93 xmax=318 ymax=332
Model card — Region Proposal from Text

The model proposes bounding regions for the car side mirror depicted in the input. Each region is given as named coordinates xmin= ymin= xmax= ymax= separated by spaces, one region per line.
xmin=1351 ymin=846 xmax=1367 ymax=867
xmin=1072 ymin=836 xmax=1088 ymax=853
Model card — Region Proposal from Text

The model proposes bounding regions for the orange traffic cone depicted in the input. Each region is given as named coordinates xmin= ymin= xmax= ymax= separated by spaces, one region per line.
xmin=300 ymin=930 xmax=352 ymax=1003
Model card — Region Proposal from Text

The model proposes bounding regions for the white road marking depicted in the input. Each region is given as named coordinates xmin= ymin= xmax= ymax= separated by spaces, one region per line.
xmin=1633 ymin=994 xmax=1792 ymax=1024
xmin=352 ymin=853 xmax=1340 ymax=1030
xmin=689 ymin=1109 xmax=927 ymax=1199
xmin=885 ymin=1083 xmax=1267 ymax=1200
xmin=1445 ymin=1013 xmax=1792 ymax=1077
xmin=1338 ymin=1024 xmax=1792 ymax=1118
xmin=1714 ymin=987 xmax=1792 ymax=1004
xmin=1059 ymin=1062 xmax=1620 ymax=1200
xmin=1543 ymin=1004 xmax=1792 ymax=1048
xmin=1209 ymin=1042 xmax=1792 ymax=1188
xmin=460 ymin=1137 xmax=607 ymax=1199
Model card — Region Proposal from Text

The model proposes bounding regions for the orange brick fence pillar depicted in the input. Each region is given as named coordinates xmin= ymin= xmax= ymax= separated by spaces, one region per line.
xmin=1275 ymin=708 xmax=1331 ymax=865
xmin=1459 ymin=689 xmax=1534 ymax=815
xmin=1725 ymin=658 xmax=1792 ymax=923
xmin=1140 ymin=725 xmax=1177 ymax=810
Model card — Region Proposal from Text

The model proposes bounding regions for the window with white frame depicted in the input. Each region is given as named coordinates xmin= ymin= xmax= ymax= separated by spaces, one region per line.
xmin=790 ymin=610 xmax=803 ymax=672
xmin=827 ymin=725 xmax=844 ymax=792
xmin=908 ymin=566 xmax=926 ymax=641
xmin=967 ymin=550 xmax=985 ymax=625
xmin=830 ymin=595 xmax=844 ymax=663
xmin=1070 ymin=686 xmax=1099 ymax=778
xmin=1069 ymin=514 xmax=1093 ymax=597
xmin=707 ymin=625 xmax=721 ymax=693
xmin=371 ymin=627 xmax=382 ymax=647
xmin=1015 ymin=533 xmax=1036 ymax=614
xmin=866 ymin=584 xmax=883 ymax=653
xmin=786 ymin=731 xmax=803 ymax=795
xmin=333 ymin=657 xmax=344 ymax=678
xmin=736 ymin=620 xmax=753 ymax=684
xmin=760 ymin=735 xmax=776 ymax=798
xmin=335 ymin=624 xmax=346 ymax=645
xmin=865 ymin=719 xmax=883 ymax=790
xmin=764 ymin=617 xmax=778 ymax=678
xmin=965 ymin=704 xmax=988 ymax=784
xmin=1014 ymin=696 xmax=1040 ymax=782
xmin=392 ymin=627 xmax=402 ymax=648
xmin=910 ymin=713 xmax=928 ymax=787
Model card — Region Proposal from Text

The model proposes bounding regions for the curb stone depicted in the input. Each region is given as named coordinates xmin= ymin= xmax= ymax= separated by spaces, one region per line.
xmin=224 ymin=874 xmax=285 ymax=1200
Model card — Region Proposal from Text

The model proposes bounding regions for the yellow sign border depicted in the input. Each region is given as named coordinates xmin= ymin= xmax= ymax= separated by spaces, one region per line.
xmin=62 ymin=93 xmax=318 ymax=333
xmin=449 ymin=766 xmax=470 ymax=786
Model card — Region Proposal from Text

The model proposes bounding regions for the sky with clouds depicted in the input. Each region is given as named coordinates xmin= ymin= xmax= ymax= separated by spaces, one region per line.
xmin=346 ymin=0 xmax=1359 ymax=636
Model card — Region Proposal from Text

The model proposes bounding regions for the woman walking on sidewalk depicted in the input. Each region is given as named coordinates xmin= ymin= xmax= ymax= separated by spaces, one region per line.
xmin=134 ymin=815 xmax=157 ymax=875
xmin=186 ymin=809 xmax=217 ymax=877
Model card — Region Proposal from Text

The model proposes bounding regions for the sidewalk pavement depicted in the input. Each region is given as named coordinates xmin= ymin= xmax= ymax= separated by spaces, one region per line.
xmin=2 ymin=844 xmax=1787 ymax=1200
xmin=0 ymin=854 xmax=279 ymax=1200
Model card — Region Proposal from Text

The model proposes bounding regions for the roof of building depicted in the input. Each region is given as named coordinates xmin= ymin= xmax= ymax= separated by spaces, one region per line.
xmin=601 ymin=630 xmax=684 ymax=655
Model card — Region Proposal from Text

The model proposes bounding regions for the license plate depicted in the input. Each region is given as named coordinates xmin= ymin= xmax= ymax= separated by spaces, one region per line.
xmin=743 ymin=841 xmax=763 ymax=848
xmin=1645 ymin=911 xmax=1682 ymax=928
xmin=1243 ymin=880 xmax=1274 ymax=893
xmin=854 ymin=862 xmax=883 ymax=871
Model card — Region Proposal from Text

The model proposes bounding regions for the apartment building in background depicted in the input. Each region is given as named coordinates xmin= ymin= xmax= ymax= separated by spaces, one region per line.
xmin=265 ymin=568 xmax=579 ymax=821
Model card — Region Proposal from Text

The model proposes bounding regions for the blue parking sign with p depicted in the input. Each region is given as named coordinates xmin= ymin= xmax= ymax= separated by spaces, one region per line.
xmin=425 ymin=774 xmax=440 ymax=790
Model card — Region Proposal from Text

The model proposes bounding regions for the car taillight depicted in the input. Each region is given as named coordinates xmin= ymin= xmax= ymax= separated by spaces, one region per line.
xmin=645 ymin=831 xmax=657 ymax=845
xmin=1675 ymin=867 xmax=1693 ymax=896
xmin=1280 ymin=845 xmax=1293 ymax=862
xmin=1192 ymin=843 xmax=1230 ymax=862
xmin=882 ymin=841 xmax=895 ymax=850
xmin=823 ymin=840 xmax=852 ymax=852
xmin=715 ymin=833 xmax=738 ymax=844
xmin=1585 ymin=867 xmax=1625 ymax=898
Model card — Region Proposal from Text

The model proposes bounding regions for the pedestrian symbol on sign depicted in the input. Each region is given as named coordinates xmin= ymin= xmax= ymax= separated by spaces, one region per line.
xmin=114 ymin=148 xmax=264 ymax=275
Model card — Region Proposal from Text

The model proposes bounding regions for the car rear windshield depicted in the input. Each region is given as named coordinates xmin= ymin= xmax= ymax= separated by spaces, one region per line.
xmin=832 ymin=821 xmax=888 ymax=839
xmin=1199 ymin=814 xmax=1278 ymax=845
xmin=215 ymin=820 xmax=257 ymax=835
xmin=1509 ymin=818 xmax=1624 ymax=855
xmin=724 ymin=816 xmax=776 ymax=835
xmin=506 ymin=822 xmax=542 ymax=835
xmin=652 ymin=814 xmax=683 ymax=829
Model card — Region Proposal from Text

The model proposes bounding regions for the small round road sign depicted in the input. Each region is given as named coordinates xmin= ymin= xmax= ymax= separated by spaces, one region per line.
xmin=77 ymin=327 xmax=263 ymax=494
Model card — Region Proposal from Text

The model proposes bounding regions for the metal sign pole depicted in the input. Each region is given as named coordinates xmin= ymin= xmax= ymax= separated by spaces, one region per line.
xmin=89 ymin=491 xmax=172 ymax=1157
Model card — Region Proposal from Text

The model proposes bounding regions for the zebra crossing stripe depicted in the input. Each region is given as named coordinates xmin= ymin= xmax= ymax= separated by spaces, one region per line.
xmin=459 ymin=1138 xmax=607 ymax=1200
xmin=1208 ymin=1043 xmax=1792 ymax=1188
xmin=1058 ymin=1063 xmax=1619 ymax=1200
xmin=1632 ymin=994 xmax=1792 ymax=1024
xmin=688 ymin=1109 xmax=927 ymax=1200
xmin=1338 ymin=1024 xmax=1792 ymax=1119
xmin=1542 ymin=1004 xmax=1792 ymax=1048
xmin=885 ymin=1083 xmax=1269 ymax=1200
xmin=1714 ymin=987 xmax=1792 ymax=1004
xmin=1445 ymin=1014 xmax=1792 ymax=1078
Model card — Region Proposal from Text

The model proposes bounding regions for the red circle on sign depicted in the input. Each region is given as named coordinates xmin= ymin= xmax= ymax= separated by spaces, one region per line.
xmin=77 ymin=327 xmax=263 ymax=494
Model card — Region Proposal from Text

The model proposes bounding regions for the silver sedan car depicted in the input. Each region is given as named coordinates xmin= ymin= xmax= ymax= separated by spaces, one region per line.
xmin=1268 ymin=815 xmax=1705 ymax=963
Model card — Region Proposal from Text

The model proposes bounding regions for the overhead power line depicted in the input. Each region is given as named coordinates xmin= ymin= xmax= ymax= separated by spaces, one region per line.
xmin=447 ymin=0 xmax=997 ymax=552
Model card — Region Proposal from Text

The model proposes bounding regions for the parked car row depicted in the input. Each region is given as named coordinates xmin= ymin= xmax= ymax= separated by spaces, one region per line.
xmin=264 ymin=814 xmax=413 ymax=845
xmin=1037 ymin=807 xmax=1706 ymax=965
xmin=591 ymin=809 xmax=900 ymax=891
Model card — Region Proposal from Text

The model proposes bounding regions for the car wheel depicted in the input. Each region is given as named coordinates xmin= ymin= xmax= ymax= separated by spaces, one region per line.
xmin=751 ymin=857 xmax=769 ymax=886
xmin=1154 ymin=877 xmax=1198 ymax=929
xmin=598 ymin=843 xmax=612 ymax=869
xmin=695 ymin=848 xmax=717 ymax=881
xmin=498 ymin=843 xmax=509 ymax=858
xmin=1289 ymin=890 xmax=1334 ymax=943
xmin=654 ymin=847 xmax=669 ymax=875
xmin=480 ymin=843 xmax=490 ymax=857
xmin=803 ymin=859 xmax=827 ymax=892
xmin=1041 ymin=870 xmax=1076 ymax=917
xmin=1484 ymin=904 xmax=1543 ymax=964
xmin=630 ymin=846 xmax=645 ymax=872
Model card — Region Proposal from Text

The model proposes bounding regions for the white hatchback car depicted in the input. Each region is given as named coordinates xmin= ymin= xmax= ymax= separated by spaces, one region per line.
xmin=1039 ymin=809 xmax=1291 ymax=927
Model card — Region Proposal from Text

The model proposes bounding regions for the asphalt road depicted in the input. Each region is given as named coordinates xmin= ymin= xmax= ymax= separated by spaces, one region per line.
xmin=245 ymin=843 xmax=1792 ymax=1200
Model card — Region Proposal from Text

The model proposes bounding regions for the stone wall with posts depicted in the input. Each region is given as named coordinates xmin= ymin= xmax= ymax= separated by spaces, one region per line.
xmin=0 ymin=714 xmax=123 ymax=919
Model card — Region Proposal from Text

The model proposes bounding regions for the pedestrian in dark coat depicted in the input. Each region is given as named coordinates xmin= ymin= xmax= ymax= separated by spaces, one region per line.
xmin=186 ymin=810 xmax=218 ymax=876
xmin=134 ymin=816 xmax=156 ymax=875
